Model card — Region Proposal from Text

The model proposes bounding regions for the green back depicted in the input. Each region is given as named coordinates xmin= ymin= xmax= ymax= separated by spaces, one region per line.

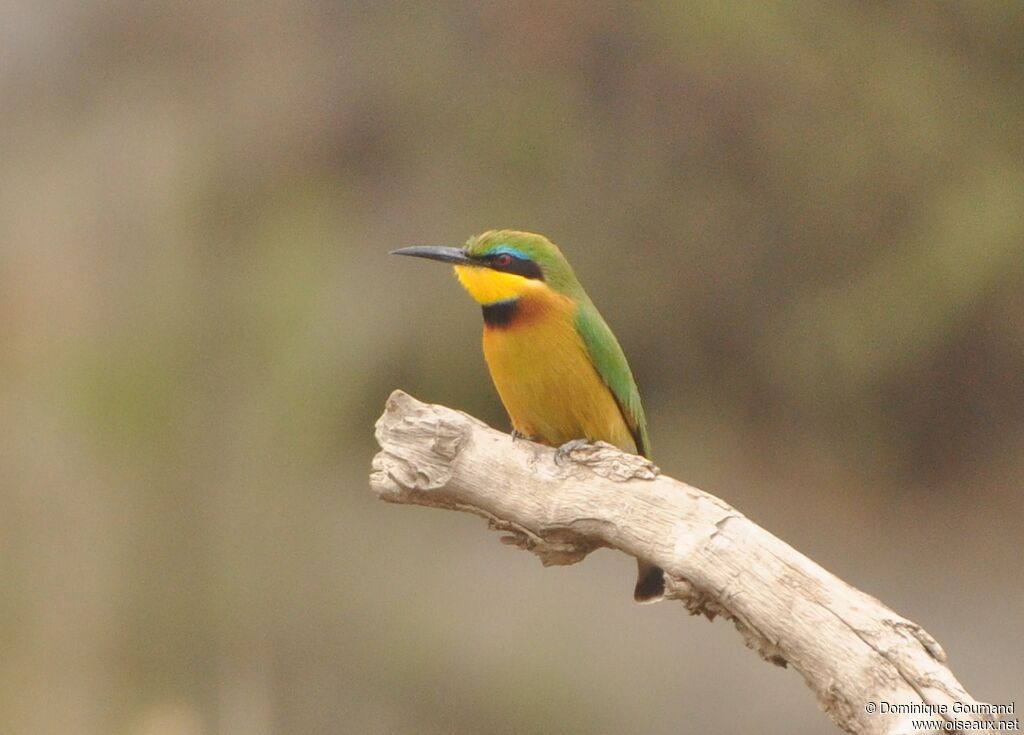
xmin=574 ymin=297 xmax=651 ymax=458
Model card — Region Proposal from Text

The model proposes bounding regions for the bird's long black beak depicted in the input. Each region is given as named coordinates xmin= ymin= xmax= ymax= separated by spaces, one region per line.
xmin=390 ymin=245 xmax=477 ymax=266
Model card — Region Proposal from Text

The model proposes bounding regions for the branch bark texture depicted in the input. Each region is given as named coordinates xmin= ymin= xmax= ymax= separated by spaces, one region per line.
xmin=370 ymin=390 xmax=997 ymax=735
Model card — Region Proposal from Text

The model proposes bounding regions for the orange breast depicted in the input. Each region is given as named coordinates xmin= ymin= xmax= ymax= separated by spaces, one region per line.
xmin=481 ymin=293 xmax=636 ymax=452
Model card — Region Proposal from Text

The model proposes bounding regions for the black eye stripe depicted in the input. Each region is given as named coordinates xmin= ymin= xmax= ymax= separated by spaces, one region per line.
xmin=485 ymin=253 xmax=544 ymax=280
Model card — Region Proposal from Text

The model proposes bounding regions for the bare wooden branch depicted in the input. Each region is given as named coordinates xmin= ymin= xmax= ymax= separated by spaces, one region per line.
xmin=370 ymin=390 xmax=1001 ymax=735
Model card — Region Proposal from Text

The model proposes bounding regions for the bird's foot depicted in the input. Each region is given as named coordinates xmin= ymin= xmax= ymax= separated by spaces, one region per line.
xmin=511 ymin=429 xmax=535 ymax=443
xmin=554 ymin=438 xmax=592 ymax=465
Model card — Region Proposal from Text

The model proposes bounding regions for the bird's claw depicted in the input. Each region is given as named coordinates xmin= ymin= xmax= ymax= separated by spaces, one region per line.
xmin=511 ymin=429 xmax=534 ymax=443
xmin=554 ymin=438 xmax=591 ymax=465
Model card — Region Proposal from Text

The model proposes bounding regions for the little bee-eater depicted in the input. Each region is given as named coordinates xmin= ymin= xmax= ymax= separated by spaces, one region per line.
xmin=393 ymin=230 xmax=662 ymax=602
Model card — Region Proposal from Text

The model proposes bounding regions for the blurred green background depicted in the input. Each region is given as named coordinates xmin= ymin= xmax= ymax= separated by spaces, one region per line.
xmin=2 ymin=2 xmax=1022 ymax=734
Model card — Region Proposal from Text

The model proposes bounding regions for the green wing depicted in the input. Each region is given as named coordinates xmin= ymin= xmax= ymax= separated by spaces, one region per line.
xmin=574 ymin=299 xmax=651 ymax=458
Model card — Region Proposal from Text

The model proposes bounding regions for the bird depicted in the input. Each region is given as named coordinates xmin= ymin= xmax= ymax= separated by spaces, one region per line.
xmin=392 ymin=230 xmax=662 ymax=602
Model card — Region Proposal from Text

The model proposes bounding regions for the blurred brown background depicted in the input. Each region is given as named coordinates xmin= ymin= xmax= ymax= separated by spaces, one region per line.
xmin=2 ymin=2 xmax=1022 ymax=734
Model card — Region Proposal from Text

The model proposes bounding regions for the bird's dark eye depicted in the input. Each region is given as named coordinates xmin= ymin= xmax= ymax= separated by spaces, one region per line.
xmin=484 ymin=249 xmax=544 ymax=280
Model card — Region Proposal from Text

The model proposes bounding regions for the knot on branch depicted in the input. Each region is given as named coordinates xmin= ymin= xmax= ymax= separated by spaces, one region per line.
xmin=486 ymin=511 xmax=602 ymax=566
xmin=556 ymin=440 xmax=660 ymax=481
xmin=896 ymin=621 xmax=947 ymax=663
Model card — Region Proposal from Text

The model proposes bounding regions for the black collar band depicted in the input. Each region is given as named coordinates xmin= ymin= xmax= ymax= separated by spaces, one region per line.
xmin=482 ymin=299 xmax=518 ymax=327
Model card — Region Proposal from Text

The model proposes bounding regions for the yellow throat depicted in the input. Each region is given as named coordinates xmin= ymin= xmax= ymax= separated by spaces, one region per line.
xmin=454 ymin=264 xmax=544 ymax=305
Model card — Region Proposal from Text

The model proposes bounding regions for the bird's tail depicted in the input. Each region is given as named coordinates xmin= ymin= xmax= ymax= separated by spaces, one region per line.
xmin=633 ymin=560 xmax=665 ymax=603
